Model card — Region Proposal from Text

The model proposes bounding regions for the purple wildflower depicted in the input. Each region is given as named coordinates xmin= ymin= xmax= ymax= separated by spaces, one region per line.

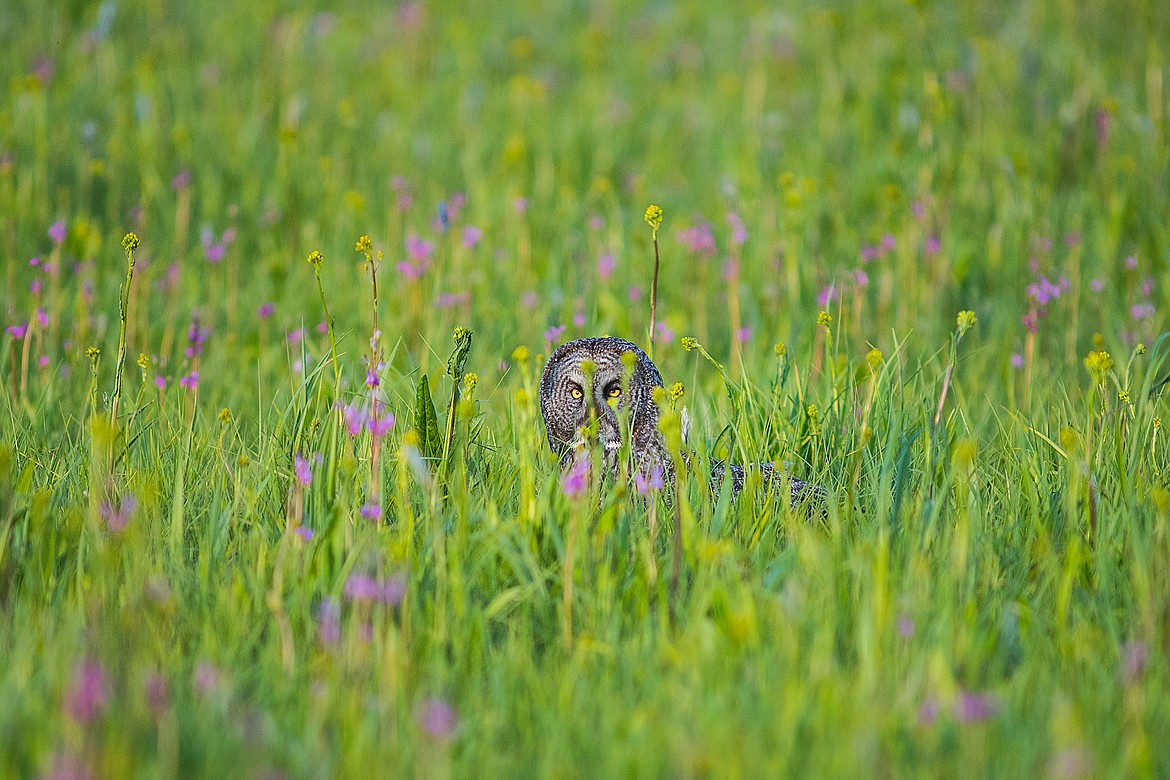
xmin=853 ymin=269 xmax=869 ymax=287
xmin=573 ymin=311 xmax=586 ymax=329
xmin=513 ymin=197 xmax=529 ymax=214
xmin=545 ymin=324 xmax=566 ymax=344
xmin=521 ymin=291 xmax=540 ymax=309
xmin=367 ymin=410 xmax=395 ymax=438
xmin=1131 ymin=303 xmax=1155 ymax=321
xmin=406 ymin=234 xmax=435 ymax=263
xmin=462 ymin=225 xmax=483 ymax=249
xmin=154 ymin=376 xmax=166 ymax=391
xmin=295 ymin=526 xmax=314 ymax=542
xmin=1122 ymin=640 xmax=1147 ymax=684
xmin=294 ymin=455 xmax=313 ymax=487
xmin=5 ymin=323 xmax=27 ymax=340
xmin=257 ymin=303 xmax=275 ymax=319
xmin=186 ymin=321 xmax=208 ymax=358
xmin=880 ymin=233 xmax=897 ymax=251
xmin=678 ymin=222 xmax=716 ymax=256
xmin=589 ymin=215 xmax=605 ymax=231
xmin=1064 ymin=232 xmax=1082 ymax=248
xmin=343 ymin=404 xmax=367 ymax=436
xmin=656 ymin=321 xmax=675 ymax=344
xmin=1090 ymin=279 xmax=1105 ymax=294
xmin=318 ymin=599 xmax=341 ymax=646
xmin=98 ymin=495 xmax=136 ymax=533
xmin=1010 ymin=353 xmax=1025 ymax=370
xmin=723 ymin=259 xmax=740 ymax=281
xmin=359 ymin=503 xmax=383 ymax=522
xmin=145 ymin=671 xmax=169 ymax=719
xmin=954 ymin=691 xmax=997 ymax=722
xmin=193 ymin=662 xmax=221 ymax=697
xmin=561 ymin=456 xmax=590 ymax=499
xmin=205 ymin=243 xmax=226 ymax=263
xmin=635 ymin=464 xmax=665 ymax=496
xmin=397 ymin=260 xmax=426 ymax=280
xmin=437 ymin=292 xmax=470 ymax=309
xmin=1124 ymin=255 xmax=1138 ymax=270
xmin=925 ymin=236 xmax=940 ymax=255
xmin=48 ymin=220 xmax=67 ymax=245
xmin=178 ymin=372 xmax=198 ymax=391
xmin=416 ymin=697 xmax=458 ymax=740
xmin=735 ymin=326 xmax=752 ymax=343
xmin=171 ymin=170 xmax=192 ymax=191
xmin=65 ymin=660 xmax=110 ymax=723
xmin=597 ymin=253 xmax=616 ymax=280
xmin=727 ymin=212 xmax=747 ymax=245
xmin=917 ymin=697 xmax=939 ymax=727
xmin=860 ymin=245 xmax=880 ymax=262
xmin=628 ymin=286 xmax=643 ymax=302
xmin=817 ymin=285 xmax=837 ymax=308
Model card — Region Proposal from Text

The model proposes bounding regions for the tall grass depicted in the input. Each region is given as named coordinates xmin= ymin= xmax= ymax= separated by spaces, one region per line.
xmin=1 ymin=0 xmax=1169 ymax=776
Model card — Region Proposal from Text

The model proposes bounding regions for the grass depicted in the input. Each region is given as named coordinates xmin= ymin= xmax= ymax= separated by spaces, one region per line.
xmin=2 ymin=0 xmax=1170 ymax=776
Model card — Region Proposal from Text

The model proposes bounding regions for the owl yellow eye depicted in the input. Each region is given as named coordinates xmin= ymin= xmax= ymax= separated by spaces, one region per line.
xmin=606 ymin=386 xmax=622 ymax=398
xmin=570 ymin=386 xmax=584 ymax=399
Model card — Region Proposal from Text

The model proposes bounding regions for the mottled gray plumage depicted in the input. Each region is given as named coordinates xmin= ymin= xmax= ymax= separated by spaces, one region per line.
xmin=539 ymin=336 xmax=817 ymax=503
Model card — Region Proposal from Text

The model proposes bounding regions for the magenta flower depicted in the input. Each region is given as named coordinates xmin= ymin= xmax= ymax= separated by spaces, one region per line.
xmin=589 ymin=215 xmax=605 ymax=231
xmin=257 ymin=303 xmax=275 ymax=319
xmin=154 ymin=376 xmax=167 ymax=391
xmin=561 ymin=456 xmax=590 ymax=499
xmin=185 ymin=321 xmax=208 ymax=358
xmin=406 ymin=234 xmax=435 ymax=263
xmin=513 ymin=197 xmax=529 ymax=214
xmin=656 ymin=321 xmax=675 ymax=344
xmin=853 ymin=269 xmax=869 ymax=287
xmin=880 ymin=233 xmax=897 ymax=252
xmin=36 ymin=309 xmax=48 ymax=328
xmin=437 ymin=292 xmax=470 ymax=309
xmin=344 ymin=572 xmax=405 ymax=605
xmin=416 ymin=697 xmax=458 ymax=740
xmin=359 ymin=502 xmax=383 ymax=521
xmin=65 ymin=660 xmax=111 ymax=723
xmin=38 ymin=355 xmax=50 ymax=369
xmin=860 ymin=245 xmax=880 ymax=262
xmin=295 ymin=526 xmax=314 ymax=542
xmin=343 ymin=404 xmax=367 ymax=436
xmin=397 ymin=260 xmax=426 ymax=280
xmin=178 ymin=372 xmax=199 ymax=391
xmin=722 ymin=259 xmax=740 ymax=282
xmin=5 ymin=323 xmax=27 ymax=340
xmin=521 ymin=291 xmax=540 ymax=309
xmin=627 ymin=286 xmax=643 ymax=302
xmin=545 ymin=324 xmax=566 ymax=344
xmin=817 ymin=285 xmax=837 ymax=308
xmin=896 ymin=614 xmax=915 ymax=639
xmin=1131 ymin=303 xmax=1155 ymax=321
xmin=368 ymin=411 xmax=395 ymax=438
xmin=462 ymin=225 xmax=483 ymax=249
xmin=205 ymin=243 xmax=226 ymax=263
xmin=1010 ymin=353 xmax=1025 ymax=370
xmin=171 ymin=169 xmax=192 ymax=191
xmin=634 ymin=464 xmax=664 ymax=496
xmin=1064 ymin=231 xmax=1082 ymax=248
xmin=294 ymin=455 xmax=313 ymax=487
xmin=735 ymin=326 xmax=751 ymax=343
xmin=98 ymin=495 xmax=136 ymax=533
xmin=678 ymin=221 xmax=716 ymax=256
xmin=925 ymin=236 xmax=940 ymax=255
xmin=1124 ymin=255 xmax=1138 ymax=270
xmin=597 ymin=253 xmax=615 ymax=280
xmin=48 ymin=220 xmax=67 ymax=245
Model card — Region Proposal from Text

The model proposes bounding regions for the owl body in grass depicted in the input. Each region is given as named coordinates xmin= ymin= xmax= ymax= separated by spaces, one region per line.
xmin=539 ymin=336 xmax=816 ymax=502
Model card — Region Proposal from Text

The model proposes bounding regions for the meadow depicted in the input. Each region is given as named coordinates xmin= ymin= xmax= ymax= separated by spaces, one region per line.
xmin=2 ymin=0 xmax=1170 ymax=776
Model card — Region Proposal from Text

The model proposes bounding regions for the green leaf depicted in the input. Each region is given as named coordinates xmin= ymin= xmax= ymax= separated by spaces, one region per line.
xmin=1142 ymin=332 xmax=1170 ymax=401
xmin=414 ymin=373 xmax=443 ymax=462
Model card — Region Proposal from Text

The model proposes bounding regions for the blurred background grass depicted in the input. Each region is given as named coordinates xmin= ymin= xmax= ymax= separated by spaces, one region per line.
xmin=1 ymin=0 xmax=1170 ymax=777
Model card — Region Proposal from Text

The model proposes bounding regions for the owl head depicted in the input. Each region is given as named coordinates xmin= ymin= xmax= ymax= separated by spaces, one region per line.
xmin=539 ymin=337 xmax=664 ymax=465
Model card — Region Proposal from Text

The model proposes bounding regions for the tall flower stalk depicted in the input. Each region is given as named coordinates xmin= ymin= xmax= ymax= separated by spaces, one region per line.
xmin=357 ymin=235 xmax=384 ymax=516
xmin=644 ymin=204 xmax=663 ymax=354
xmin=110 ymin=233 xmax=138 ymax=425
xmin=307 ymin=250 xmax=342 ymax=412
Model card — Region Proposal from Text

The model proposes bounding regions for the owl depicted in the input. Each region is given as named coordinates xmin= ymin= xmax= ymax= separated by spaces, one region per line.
xmin=539 ymin=336 xmax=818 ymax=502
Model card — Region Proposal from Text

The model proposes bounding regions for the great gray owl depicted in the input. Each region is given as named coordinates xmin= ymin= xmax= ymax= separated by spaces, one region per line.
xmin=539 ymin=336 xmax=818 ymax=502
